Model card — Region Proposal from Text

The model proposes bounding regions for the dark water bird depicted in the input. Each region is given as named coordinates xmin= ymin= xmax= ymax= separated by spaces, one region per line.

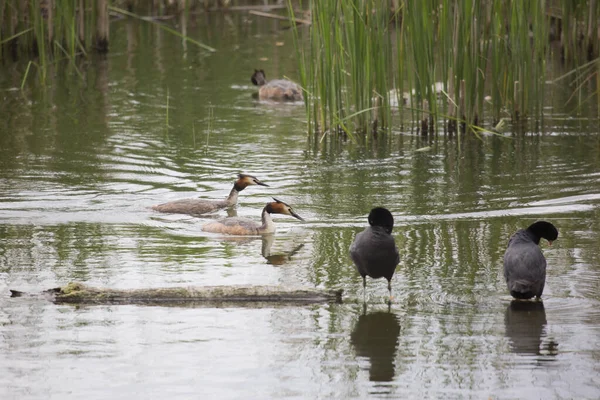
xmin=152 ymin=174 xmax=268 ymax=217
xmin=350 ymin=207 xmax=400 ymax=297
xmin=503 ymin=221 xmax=558 ymax=300
xmin=202 ymin=198 xmax=303 ymax=235
xmin=504 ymin=300 xmax=548 ymax=355
xmin=350 ymin=310 xmax=401 ymax=382
xmin=251 ymin=69 xmax=304 ymax=101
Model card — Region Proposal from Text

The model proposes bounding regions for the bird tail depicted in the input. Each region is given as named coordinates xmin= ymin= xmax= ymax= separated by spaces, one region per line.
xmin=509 ymin=279 xmax=535 ymax=299
xmin=509 ymin=279 xmax=532 ymax=292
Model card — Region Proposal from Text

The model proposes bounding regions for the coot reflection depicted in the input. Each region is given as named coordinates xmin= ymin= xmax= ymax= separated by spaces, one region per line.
xmin=350 ymin=310 xmax=401 ymax=382
xmin=504 ymin=300 xmax=548 ymax=355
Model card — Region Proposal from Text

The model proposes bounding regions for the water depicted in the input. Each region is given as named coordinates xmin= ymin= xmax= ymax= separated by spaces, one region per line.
xmin=1 ymin=13 xmax=600 ymax=400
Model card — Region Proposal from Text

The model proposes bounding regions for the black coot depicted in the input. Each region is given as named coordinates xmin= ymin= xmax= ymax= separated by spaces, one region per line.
xmin=350 ymin=207 xmax=400 ymax=296
xmin=503 ymin=221 xmax=558 ymax=299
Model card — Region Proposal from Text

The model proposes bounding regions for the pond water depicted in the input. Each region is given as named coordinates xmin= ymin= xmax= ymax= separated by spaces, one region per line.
xmin=1 ymin=12 xmax=600 ymax=400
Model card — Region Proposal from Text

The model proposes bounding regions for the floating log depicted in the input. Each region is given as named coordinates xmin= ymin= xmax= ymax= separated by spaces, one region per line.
xmin=10 ymin=282 xmax=343 ymax=305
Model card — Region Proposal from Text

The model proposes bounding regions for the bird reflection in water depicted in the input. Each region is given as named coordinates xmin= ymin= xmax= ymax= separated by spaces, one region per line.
xmin=504 ymin=300 xmax=558 ymax=357
xmin=260 ymin=234 xmax=304 ymax=265
xmin=214 ymin=234 xmax=304 ymax=265
xmin=350 ymin=307 xmax=401 ymax=382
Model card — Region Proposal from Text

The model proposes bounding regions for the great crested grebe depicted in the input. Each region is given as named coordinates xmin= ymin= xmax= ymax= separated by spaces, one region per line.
xmin=251 ymin=69 xmax=304 ymax=102
xmin=202 ymin=198 xmax=304 ymax=235
xmin=350 ymin=207 xmax=400 ymax=297
xmin=152 ymin=173 xmax=268 ymax=216
xmin=503 ymin=221 xmax=558 ymax=300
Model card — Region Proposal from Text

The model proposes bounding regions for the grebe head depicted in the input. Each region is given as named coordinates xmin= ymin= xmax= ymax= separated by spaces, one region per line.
xmin=251 ymin=69 xmax=267 ymax=86
xmin=234 ymin=173 xmax=269 ymax=191
xmin=266 ymin=198 xmax=304 ymax=221
xmin=367 ymin=207 xmax=394 ymax=234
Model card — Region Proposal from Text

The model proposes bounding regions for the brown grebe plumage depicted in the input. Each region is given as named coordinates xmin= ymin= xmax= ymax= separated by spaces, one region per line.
xmin=152 ymin=174 xmax=268 ymax=217
xmin=202 ymin=198 xmax=304 ymax=235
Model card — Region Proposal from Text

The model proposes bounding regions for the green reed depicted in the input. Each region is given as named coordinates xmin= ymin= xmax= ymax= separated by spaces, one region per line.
xmin=1 ymin=0 xmax=93 ymax=60
xmin=109 ymin=6 xmax=216 ymax=52
xmin=1 ymin=0 xmax=100 ymax=85
xmin=396 ymin=0 xmax=550 ymax=130
xmin=1 ymin=0 xmax=214 ymax=81
xmin=289 ymin=0 xmax=599 ymax=138
xmin=288 ymin=0 xmax=393 ymax=141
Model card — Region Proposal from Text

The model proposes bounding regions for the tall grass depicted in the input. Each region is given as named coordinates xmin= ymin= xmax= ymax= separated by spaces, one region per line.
xmin=289 ymin=0 xmax=599 ymax=138
xmin=0 ymin=0 xmax=105 ymax=85
xmin=0 ymin=0 xmax=214 ymax=78
xmin=1 ymin=0 xmax=98 ymax=61
xmin=288 ymin=0 xmax=394 ymax=141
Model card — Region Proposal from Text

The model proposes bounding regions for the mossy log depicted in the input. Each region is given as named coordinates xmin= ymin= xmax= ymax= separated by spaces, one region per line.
xmin=10 ymin=282 xmax=343 ymax=305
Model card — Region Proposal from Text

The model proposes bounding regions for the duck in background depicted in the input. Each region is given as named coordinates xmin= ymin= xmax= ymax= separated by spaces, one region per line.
xmin=152 ymin=173 xmax=268 ymax=217
xmin=251 ymin=69 xmax=303 ymax=102
xmin=503 ymin=221 xmax=559 ymax=300
xmin=202 ymin=198 xmax=304 ymax=235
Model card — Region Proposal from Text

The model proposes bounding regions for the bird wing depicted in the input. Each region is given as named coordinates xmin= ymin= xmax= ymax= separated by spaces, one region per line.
xmin=503 ymin=241 xmax=546 ymax=284
xmin=350 ymin=228 xmax=399 ymax=279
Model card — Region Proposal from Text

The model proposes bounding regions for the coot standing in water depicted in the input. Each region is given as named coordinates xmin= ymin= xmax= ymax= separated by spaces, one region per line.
xmin=503 ymin=221 xmax=559 ymax=299
xmin=350 ymin=207 xmax=400 ymax=298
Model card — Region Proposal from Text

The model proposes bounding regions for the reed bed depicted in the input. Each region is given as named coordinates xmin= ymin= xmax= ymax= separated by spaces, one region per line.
xmin=0 ymin=0 xmax=212 ymax=78
xmin=0 ymin=0 xmax=106 ymax=60
xmin=1 ymin=1 xmax=597 ymax=136
xmin=0 ymin=0 xmax=257 ymax=64
xmin=288 ymin=0 xmax=394 ymax=142
xmin=288 ymin=0 xmax=600 ymax=138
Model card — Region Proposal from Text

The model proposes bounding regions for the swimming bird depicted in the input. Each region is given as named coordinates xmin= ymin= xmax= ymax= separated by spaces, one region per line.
xmin=503 ymin=221 xmax=559 ymax=300
xmin=350 ymin=207 xmax=400 ymax=297
xmin=202 ymin=198 xmax=304 ymax=235
xmin=251 ymin=69 xmax=303 ymax=102
xmin=152 ymin=174 xmax=268 ymax=216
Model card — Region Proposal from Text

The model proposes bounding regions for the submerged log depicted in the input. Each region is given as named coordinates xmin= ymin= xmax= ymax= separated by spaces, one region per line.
xmin=10 ymin=282 xmax=343 ymax=305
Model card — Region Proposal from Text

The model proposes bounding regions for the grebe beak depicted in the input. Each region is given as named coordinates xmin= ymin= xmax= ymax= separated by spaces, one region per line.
xmin=290 ymin=210 xmax=304 ymax=221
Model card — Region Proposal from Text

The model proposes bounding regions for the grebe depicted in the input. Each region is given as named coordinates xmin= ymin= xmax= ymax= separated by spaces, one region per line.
xmin=350 ymin=207 xmax=400 ymax=297
xmin=251 ymin=69 xmax=303 ymax=102
xmin=202 ymin=198 xmax=304 ymax=235
xmin=152 ymin=173 xmax=268 ymax=216
xmin=503 ymin=221 xmax=558 ymax=300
